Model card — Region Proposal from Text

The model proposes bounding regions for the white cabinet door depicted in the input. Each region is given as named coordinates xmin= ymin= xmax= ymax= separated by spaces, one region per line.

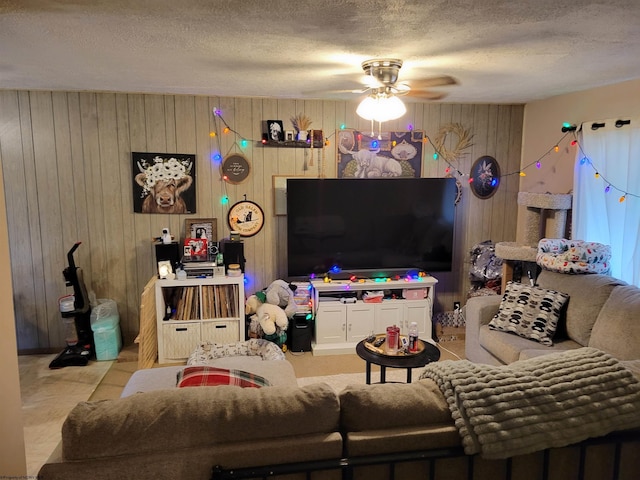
xmin=315 ymin=303 xmax=346 ymax=344
xmin=346 ymin=303 xmax=375 ymax=342
xmin=374 ymin=303 xmax=403 ymax=334
xmin=403 ymin=301 xmax=431 ymax=340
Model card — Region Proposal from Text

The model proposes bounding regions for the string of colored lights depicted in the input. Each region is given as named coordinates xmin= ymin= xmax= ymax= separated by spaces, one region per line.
xmin=210 ymin=110 xmax=637 ymax=205
xmin=573 ymin=133 xmax=638 ymax=203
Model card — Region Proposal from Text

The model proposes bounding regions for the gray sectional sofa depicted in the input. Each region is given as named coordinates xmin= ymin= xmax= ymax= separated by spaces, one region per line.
xmin=39 ymin=347 xmax=640 ymax=479
xmin=465 ymin=269 xmax=640 ymax=368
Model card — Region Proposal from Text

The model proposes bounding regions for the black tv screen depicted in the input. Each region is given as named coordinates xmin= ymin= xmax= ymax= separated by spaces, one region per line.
xmin=286 ymin=178 xmax=457 ymax=278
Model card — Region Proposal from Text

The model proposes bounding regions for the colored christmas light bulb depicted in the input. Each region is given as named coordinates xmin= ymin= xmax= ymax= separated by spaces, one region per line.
xmin=571 ymin=140 xmax=577 ymax=146
xmin=519 ymin=171 xmax=526 ymax=177
xmin=433 ymin=153 xmax=438 ymax=160
xmin=209 ymin=131 xmax=217 ymax=137
xmin=554 ymin=145 xmax=559 ymax=152
xmin=619 ymin=195 xmax=626 ymax=203
xmin=595 ymin=172 xmax=600 ymax=178
xmin=605 ymin=185 xmax=611 ymax=193
xmin=536 ymin=161 xmax=541 ymax=168
xmin=240 ymin=139 xmax=248 ymax=148
xmin=223 ymin=127 xmax=230 ymax=134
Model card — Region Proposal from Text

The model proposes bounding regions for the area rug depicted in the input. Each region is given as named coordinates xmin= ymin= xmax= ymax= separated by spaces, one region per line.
xmin=19 ymin=354 xmax=113 ymax=476
xmin=297 ymin=369 xmax=416 ymax=393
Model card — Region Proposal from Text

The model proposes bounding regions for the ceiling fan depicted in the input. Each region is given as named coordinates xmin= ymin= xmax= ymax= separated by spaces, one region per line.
xmin=354 ymin=58 xmax=457 ymax=100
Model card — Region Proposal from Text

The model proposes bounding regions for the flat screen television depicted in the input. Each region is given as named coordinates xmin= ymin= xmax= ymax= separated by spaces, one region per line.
xmin=286 ymin=177 xmax=457 ymax=279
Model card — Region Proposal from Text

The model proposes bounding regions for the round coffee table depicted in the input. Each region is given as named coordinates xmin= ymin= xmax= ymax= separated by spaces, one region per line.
xmin=355 ymin=338 xmax=440 ymax=384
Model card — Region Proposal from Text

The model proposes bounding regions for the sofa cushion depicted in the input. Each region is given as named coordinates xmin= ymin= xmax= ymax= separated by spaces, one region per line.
xmin=62 ymin=383 xmax=339 ymax=461
xmin=339 ymin=379 xmax=452 ymax=432
xmin=176 ymin=366 xmax=271 ymax=388
xmin=589 ymin=285 xmax=640 ymax=360
xmin=536 ymin=270 xmax=626 ymax=346
xmin=489 ymin=281 xmax=568 ymax=346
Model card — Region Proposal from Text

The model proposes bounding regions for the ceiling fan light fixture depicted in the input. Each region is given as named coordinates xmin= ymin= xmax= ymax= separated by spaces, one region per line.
xmin=356 ymin=92 xmax=406 ymax=122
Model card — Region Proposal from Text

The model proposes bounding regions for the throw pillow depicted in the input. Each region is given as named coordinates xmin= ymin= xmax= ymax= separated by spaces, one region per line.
xmin=489 ymin=281 xmax=569 ymax=346
xmin=176 ymin=366 xmax=271 ymax=388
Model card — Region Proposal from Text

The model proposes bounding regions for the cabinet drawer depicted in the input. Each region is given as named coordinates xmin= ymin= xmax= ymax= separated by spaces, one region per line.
xmin=162 ymin=323 xmax=201 ymax=359
xmin=201 ymin=320 xmax=240 ymax=345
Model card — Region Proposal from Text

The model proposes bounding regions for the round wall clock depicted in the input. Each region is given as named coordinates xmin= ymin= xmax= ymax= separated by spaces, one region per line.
xmin=470 ymin=155 xmax=500 ymax=199
xmin=227 ymin=200 xmax=265 ymax=237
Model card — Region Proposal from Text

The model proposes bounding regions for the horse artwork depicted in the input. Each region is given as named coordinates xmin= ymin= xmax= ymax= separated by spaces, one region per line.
xmin=337 ymin=130 xmax=424 ymax=178
xmin=132 ymin=152 xmax=196 ymax=214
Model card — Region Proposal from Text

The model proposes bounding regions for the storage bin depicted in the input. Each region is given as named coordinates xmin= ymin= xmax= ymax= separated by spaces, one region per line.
xmin=90 ymin=299 xmax=122 ymax=361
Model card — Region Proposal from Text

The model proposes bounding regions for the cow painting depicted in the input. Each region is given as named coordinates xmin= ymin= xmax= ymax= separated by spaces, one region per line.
xmin=132 ymin=153 xmax=196 ymax=214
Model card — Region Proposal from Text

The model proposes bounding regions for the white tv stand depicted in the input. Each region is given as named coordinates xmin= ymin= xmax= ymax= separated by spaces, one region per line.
xmin=310 ymin=276 xmax=438 ymax=356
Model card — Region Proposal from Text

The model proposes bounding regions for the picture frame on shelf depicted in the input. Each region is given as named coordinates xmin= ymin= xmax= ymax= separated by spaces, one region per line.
xmin=184 ymin=218 xmax=217 ymax=256
xmin=266 ymin=120 xmax=284 ymax=142
xmin=285 ymin=130 xmax=295 ymax=141
xmin=272 ymin=175 xmax=311 ymax=216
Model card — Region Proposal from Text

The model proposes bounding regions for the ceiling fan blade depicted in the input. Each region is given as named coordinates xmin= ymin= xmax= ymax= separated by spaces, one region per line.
xmin=407 ymin=75 xmax=458 ymax=89
xmin=406 ymin=90 xmax=449 ymax=100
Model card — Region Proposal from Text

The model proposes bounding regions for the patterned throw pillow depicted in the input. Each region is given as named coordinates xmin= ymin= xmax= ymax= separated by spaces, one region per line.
xmin=489 ymin=282 xmax=569 ymax=346
xmin=176 ymin=366 xmax=271 ymax=388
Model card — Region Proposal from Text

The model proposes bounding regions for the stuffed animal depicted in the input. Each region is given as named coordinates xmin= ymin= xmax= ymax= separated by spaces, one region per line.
xmin=264 ymin=279 xmax=298 ymax=318
xmin=245 ymin=294 xmax=288 ymax=336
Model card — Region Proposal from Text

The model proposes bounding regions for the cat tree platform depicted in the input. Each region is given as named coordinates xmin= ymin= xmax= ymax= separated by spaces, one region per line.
xmin=496 ymin=192 xmax=572 ymax=292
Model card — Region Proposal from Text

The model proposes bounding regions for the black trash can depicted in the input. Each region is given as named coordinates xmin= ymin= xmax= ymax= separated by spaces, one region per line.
xmin=287 ymin=314 xmax=313 ymax=352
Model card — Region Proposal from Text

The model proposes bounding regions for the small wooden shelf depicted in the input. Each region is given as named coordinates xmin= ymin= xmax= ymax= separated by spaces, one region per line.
xmin=260 ymin=140 xmax=324 ymax=149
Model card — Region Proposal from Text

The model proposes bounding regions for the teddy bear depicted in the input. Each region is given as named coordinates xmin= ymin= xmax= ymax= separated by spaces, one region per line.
xmin=264 ymin=279 xmax=298 ymax=318
xmin=245 ymin=294 xmax=288 ymax=336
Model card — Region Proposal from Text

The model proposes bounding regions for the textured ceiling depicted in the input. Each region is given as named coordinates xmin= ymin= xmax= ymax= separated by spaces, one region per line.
xmin=1 ymin=0 xmax=640 ymax=104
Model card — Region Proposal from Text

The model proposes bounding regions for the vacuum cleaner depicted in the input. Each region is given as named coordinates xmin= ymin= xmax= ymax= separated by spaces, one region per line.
xmin=49 ymin=242 xmax=95 ymax=369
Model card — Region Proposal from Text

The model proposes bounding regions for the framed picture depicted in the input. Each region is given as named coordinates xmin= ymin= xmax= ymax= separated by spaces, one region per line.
xmin=132 ymin=152 xmax=196 ymax=213
xmin=336 ymin=129 xmax=424 ymax=178
xmin=470 ymin=155 xmax=501 ymax=199
xmin=272 ymin=175 xmax=310 ymax=216
xmin=285 ymin=130 xmax=295 ymax=141
xmin=184 ymin=218 xmax=217 ymax=256
xmin=266 ymin=120 xmax=284 ymax=142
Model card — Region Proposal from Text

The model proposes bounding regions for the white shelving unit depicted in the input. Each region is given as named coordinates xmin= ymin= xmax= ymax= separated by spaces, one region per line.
xmin=155 ymin=276 xmax=245 ymax=364
xmin=310 ymin=276 xmax=438 ymax=355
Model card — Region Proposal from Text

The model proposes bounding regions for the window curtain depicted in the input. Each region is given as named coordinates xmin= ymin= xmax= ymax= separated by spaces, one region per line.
xmin=573 ymin=118 xmax=639 ymax=286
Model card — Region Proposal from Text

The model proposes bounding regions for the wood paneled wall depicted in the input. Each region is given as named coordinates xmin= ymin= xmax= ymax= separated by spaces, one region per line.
xmin=0 ymin=90 xmax=523 ymax=351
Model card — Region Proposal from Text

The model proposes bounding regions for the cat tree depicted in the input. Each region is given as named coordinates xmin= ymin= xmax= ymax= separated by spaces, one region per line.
xmin=495 ymin=192 xmax=572 ymax=291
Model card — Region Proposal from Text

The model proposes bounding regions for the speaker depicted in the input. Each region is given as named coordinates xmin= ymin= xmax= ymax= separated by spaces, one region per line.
xmin=154 ymin=242 xmax=180 ymax=271
xmin=221 ymin=240 xmax=245 ymax=272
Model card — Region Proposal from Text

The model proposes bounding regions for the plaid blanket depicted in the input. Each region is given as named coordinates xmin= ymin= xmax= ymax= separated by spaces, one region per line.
xmin=176 ymin=365 xmax=271 ymax=388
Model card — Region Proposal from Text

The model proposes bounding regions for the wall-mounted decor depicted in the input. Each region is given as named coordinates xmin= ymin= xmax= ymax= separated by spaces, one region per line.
xmin=184 ymin=218 xmax=218 ymax=255
xmin=227 ymin=200 xmax=265 ymax=237
xmin=433 ymin=123 xmax=474 ymax=162
xmin=272 ymin=175 xmax=310 ymax=216
xmin=266 ymin=120 xmax=284 ymax=142
xmin=336 ymin=129 xmax=424 ymax=178
xmin=470 ymin=155 xmax=500 ymax=199
xmin=221 ymin=153 xmax=251 ymax=184
xmin=132 ymin=152 xmax=196 ymax=213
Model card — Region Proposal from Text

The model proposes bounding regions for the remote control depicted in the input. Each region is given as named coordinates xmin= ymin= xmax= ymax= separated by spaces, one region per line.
xmin=365 ymin=334 xmax=376 ymax=343
xmin=373 ymin=337 xmax=385 ymax=347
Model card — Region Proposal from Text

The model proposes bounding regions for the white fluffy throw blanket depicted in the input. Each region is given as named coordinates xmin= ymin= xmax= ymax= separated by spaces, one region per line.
xmin=419 ymin=347 xmax=640 ymax=459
